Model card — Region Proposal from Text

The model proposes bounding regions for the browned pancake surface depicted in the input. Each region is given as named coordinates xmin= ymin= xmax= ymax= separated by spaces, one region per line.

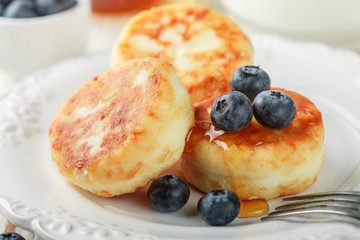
xmin=49 ymin=58 xmax=194 ymax=197
xmin=182 ymin=88 xmax=324 ymax=199
xmin=111 ymin=5 xmax=253 ymax=103
xmin=51 ymin=60 xmax=161 ymax=172
xmin=189 ymin=88 xmax=323 ymax=150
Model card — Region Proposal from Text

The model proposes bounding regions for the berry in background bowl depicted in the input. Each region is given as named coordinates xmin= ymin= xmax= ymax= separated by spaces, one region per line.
xmin=0 ymin=0 xmax=89 ymax=79
xmin=1 ymin=0 xmax=77 ymax=18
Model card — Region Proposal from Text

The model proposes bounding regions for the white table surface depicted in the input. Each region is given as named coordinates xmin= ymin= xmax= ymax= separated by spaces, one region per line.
xmin=1 ymin=0 xmax=360 ymax=239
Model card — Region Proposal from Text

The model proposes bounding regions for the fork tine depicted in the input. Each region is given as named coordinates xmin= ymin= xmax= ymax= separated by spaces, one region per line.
xmin=283 ymin=191 xmax=360 ymax=201
xmin=275 ymin=199 xmax=360 ymax=211
xmin=261 ymin=211 xmax=360 ymax=226
xmin=261 ymin=205 xmax=360 ymax=221
xmin=261 ymin=191 xmax=360 ymax=224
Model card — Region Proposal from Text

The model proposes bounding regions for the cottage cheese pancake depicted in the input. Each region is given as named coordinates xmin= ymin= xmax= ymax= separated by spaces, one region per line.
xmin=181 ymin=88 xmax=324 ymax=200
xmin=111 ymin=5 xmax=253 ymax=103
xmin=49 ymin=58 xmax=194 ymax=197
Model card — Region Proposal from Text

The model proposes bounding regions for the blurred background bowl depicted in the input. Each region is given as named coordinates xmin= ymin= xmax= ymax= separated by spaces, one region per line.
xmin=218 ymin=0 xmax=360 ymax=46
xmin=0 ymin=0 xmax=89 ymax=80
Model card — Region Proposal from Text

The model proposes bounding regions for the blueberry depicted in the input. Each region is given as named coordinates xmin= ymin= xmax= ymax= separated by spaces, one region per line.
xmin=198 ymin=189 xmax=240 ymax=226
xmin=3 ymin=0 xmax=38 ymax=18
xmin=0 ymin=232 xmax=25 ymax=240
xmin=35 ymin=0 xmax=76 ymax=16
xmin=230 ymin=65 xmax=271 ymax=102
xmin=0 ymin=0 xmax=11 ymax=7
xmin=253 ymin=90 xmax=296 ymax=129
xmin=147 ymin=175 xmax=190 ymax=212
xmin=211 ymin=91 xmax=253 ymax=132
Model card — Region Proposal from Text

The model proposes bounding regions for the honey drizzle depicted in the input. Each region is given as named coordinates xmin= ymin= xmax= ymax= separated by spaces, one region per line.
xmin=238 ymin=199 xmax=269 ymax=218
xmin=184 ymin=88 xmax=321 ymax=219
xmin=191 ymin=114 xmax=269 ymax=218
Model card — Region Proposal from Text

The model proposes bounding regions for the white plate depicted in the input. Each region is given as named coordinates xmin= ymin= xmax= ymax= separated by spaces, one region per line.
xmin=1 ymin=35 xmax=360 ymax=240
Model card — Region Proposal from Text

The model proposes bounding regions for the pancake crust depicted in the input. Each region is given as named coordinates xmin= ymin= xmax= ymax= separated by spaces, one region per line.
xmin=49 ymin=58 xmax=194 ymax=197
xmin=111 ymin=4 xmax=253 ymax=103
xmin=181 ymin=88 xmax=325 ymax=200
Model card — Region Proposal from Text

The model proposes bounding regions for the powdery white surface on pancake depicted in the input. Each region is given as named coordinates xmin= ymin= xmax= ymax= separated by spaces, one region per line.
xmin=181 ymin=88 xmax=325 ymax=200
xmin=49 ymin=58 xmax=194 ymax=197
xmin=111 ymin=5 xmax=253 ymax=103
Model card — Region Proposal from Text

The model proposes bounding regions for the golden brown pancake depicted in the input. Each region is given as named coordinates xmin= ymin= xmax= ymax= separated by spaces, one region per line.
xmin=181 ymin=88 xmax=324 ymax=200
xmin=49 ymin=58 xmax=194 ymax=197
xmin=111 ymin=4 xmax=253 ymax=103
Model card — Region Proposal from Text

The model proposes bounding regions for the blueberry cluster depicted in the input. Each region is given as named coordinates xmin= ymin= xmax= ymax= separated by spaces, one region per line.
xmin=211 ymin=65 xmax=296 ymax=131
xmin=0 ymin=232 xmax=25 ymax=240
xmin=0 ymin=0 xmax=76 ymax=18
xmin=147 ymin=175 xmax=240 ymax=226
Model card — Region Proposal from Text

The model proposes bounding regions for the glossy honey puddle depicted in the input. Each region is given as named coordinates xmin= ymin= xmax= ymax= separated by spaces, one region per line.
xmin=238 ymin=199 xmax=269 ymax=218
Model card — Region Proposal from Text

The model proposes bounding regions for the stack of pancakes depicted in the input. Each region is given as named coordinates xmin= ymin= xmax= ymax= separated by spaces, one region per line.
xmin=49 ymin=5 xmax=324 ymax=199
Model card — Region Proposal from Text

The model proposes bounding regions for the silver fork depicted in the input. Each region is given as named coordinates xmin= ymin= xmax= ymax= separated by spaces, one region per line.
xmin=261 ymin=191 xmax=360 ymax=225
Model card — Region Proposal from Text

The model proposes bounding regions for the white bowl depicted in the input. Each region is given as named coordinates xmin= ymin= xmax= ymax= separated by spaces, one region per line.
xmin=219 ymin=0 xmax=360 ymax=43
xmin=0 ymin=0 xmax=89 ymax=78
